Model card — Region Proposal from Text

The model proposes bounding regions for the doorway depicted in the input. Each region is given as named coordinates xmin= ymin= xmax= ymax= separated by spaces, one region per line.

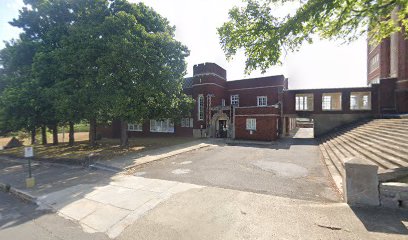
xmin=218 ymin=120 xmax=227 ymax=138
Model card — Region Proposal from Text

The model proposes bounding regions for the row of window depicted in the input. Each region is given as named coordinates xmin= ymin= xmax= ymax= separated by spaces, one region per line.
xmin=368 ymin=54 xmax=379 ymax=73
xmin=295 ymin=92 xmax=371 ymax=111
xmin=230 ymin=95 xmax=267 ymax=107
xmin=197 ymin=94 xmax=268 ymax=121
xmin=128 ymin=118 xmax=194 ymax=133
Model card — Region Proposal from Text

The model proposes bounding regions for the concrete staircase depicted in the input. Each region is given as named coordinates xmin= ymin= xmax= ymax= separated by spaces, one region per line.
xmin=319 ymin=118 xmax=408 ymax=192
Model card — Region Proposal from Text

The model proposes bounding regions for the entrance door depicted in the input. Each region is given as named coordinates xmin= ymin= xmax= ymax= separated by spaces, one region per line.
xmin=218 ymin=120 xmax=227 ymax=138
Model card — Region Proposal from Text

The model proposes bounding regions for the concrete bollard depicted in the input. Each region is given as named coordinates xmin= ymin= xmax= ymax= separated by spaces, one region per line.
xmin=343 ymin=157 xmax=380 ymax=206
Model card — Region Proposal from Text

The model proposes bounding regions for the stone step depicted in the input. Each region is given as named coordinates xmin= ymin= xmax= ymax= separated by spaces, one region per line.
xmin=345 ymin=128 xmax=408 ymax=150
xmin=354 ymin=126 xmax=407 ymax=139
xmin=325 ymin=136 xmax=365 ymax=167
xmin=319 ymin=142 xmax=343 ymax=178
xmin=334 ymin=133 xmax=403 ymax=169
xmin=365 ymin=125 xmax=408 ymax=133
xmin=325 ymin=137 xmax=352 ymax=164
xmin=330 ymin=133 xmax=390 ymax=170
xmin=318 ymin=143 xmax=343 ymax=194
xmin=354 ymin=128 xmax=408 ymax=144
xmin=364 ymin=125 xmax=408 ymax=134
xmin=371 ymin=119 xmax=408 ymax=123
xmin=340 ymin=131 xmax=408 ymax=166
xmin=322 ymin=140 xmax=346 ymax=171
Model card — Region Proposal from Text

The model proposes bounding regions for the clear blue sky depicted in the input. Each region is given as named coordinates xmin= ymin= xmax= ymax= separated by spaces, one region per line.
xmin=0 ymin=0 xmax=368 ymax=89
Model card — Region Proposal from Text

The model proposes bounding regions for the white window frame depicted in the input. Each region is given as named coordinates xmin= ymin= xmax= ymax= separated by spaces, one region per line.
xmin=198 ymin=94 xmax=204 ymax=121
xmin=257 ymin=96 xmax=267 ymax=106
xmin=150 ymin=119 xmax=174 ymax=133
xmin=322 ymin=93 xmax=342 ymax=111
xmin=369 ymin=53 xmax=380 ymax=73
xmin=181 ymin=118 xmax=194 ymax=128
xmin=231 ymin=94 xmax=239 ymax=106
xmin=246 ymin=118 xmax=256 ymax=131
xmin=128 ymin=123 xmax=143 ymax=132
xmin=222 ymin=99 xmax=226 ymax=107
xmin=295 ymin=94 xmax=313 ymax=111
xmin=350 ymin=92 xmax=372 ymax=110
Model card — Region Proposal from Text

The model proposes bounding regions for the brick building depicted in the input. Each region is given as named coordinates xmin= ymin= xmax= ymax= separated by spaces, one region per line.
xmin=99 ymin=52 xmax=407 ymax=141
xmin=367 ymin=15 xmax=408 ymax=113
xmin=98 ymin=62 xmax=288 ymax=141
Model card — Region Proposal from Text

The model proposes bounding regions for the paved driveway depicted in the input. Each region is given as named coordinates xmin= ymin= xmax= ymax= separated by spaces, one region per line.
xmin=130 ymin=136 xmax=340 ymax=203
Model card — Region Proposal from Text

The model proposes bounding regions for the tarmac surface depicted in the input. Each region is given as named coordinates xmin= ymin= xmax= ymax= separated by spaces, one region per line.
xmin=129 ymin=134 xmax=340 ymax=202
xmin=1 ymin=129 xmax=408 ymax=239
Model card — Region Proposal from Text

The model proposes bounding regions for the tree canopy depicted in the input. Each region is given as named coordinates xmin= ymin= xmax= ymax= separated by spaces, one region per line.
xmin=0 ymin=0 xmax=192 ymax=146
xmin=218 ymin=0 xmax=408 ymax=74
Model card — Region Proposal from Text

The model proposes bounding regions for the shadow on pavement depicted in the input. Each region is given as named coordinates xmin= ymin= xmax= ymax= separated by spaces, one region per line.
xmin=351 ymin=206 xmax=408 ymax=235
xmin=0 ymin=159 xmax=114 ymax=231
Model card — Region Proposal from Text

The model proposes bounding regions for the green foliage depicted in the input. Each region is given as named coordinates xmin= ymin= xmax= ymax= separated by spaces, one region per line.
xmin=0 ymin=0 xmax=192 ymax=139
xmin=218 ymin=0 xmax=408 ymax=74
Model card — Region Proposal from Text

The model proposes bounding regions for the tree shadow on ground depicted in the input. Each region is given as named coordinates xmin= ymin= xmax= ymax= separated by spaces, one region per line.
xmin=0 ymin=160 xmax=115 ymax=231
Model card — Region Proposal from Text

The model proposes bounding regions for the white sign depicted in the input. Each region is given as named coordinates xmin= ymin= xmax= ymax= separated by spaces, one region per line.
xmin=24 ymin=147 xmax=34 ymax=158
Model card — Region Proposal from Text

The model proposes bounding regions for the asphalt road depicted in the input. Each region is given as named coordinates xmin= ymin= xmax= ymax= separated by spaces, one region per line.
xmin=0 ymin=191 xmax=109 ymax=240
xmin=130 ymin=137 xmax=341 ymax=203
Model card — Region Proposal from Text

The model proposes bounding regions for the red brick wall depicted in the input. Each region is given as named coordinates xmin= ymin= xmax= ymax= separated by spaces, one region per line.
xmin=235 ymin=116 xmax=278 ymax=141
xmin=367 ymin=38 xmax=390 ymax=84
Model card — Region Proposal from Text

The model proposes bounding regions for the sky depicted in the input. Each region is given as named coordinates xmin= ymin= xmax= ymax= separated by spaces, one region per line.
xmin=0 ymin=0 xmax=368 ymax=89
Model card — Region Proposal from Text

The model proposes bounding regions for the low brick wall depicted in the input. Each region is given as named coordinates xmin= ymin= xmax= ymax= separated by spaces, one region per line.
xmin=380 ymin=182 xmax=408 ymax=209
xmin=234 ymin=116 xmax=278 ymax=141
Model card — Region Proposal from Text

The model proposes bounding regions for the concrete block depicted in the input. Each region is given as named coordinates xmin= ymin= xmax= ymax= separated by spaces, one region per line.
xmin=401 ymin=200 xmax=408 ymax=209
xmin=26 ymin=177 xmax=35 ymax=188
xmin=380 ymin=197 xmax=400 ymax=209
xmin=400 ymin=191 xmax=408 ymax=200
xmin=343 ymin=157 xmax=379 ymax=206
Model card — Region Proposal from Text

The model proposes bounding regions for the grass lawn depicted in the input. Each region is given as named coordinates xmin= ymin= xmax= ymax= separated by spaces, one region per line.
xmin=0 ymin=134 xmax=195 ymax=162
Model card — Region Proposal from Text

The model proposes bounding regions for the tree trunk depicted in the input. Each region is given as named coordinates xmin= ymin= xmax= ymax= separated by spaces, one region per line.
xmin=69 ymin=121 xmax=75 ymax=146
xmin=41 ymin=126 xmax=47 ymax=145
xmin=52 ymin=124 xmax=58 ymax=145
xmin=89 ymin=118 xmax=97 ymax=146
xmin=30 ymin=127 xmax=36 ymax=145
xmin=120 ymin=120 xmax=128 ymax=147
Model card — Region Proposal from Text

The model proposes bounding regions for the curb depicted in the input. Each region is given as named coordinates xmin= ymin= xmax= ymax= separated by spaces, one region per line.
xmin=89 ymin=162 xmax=122 ymax=173
xmin=226 ymin=139 xmax=276 ymax=146
xmin=0 ymin=182 xmax=38 ymax=204
xmin=124 ymin=143 xmax=212 ymax=170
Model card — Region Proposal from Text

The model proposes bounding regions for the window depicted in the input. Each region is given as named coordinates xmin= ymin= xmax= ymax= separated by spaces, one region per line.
xmin=322 ymin=93 xmax=342 ymax=111
xmin=198 ymin=94 xmax=204 ymax=120
xmin=128 ymin=123 xmax=143 ymax=132
xmin=181 ymin=118 xmax=194 ymax=128
xmin=222 ymin=99 xmax=226 ymax=107
xmin=295 ymin=94 xmax=313 ymax=111
xmin=368 ymin=54 xmax=379 ymax=73
xmin=350 ymin=92 xmax=371 ymax=110
xmin=150 ymin=119 xmax=174 ymax=133
xmin=246 ymin=118 xmax=256 ymax=130
xmin=257 ymin=96 xmax=267 ymax=106
xmin=231 ymin=95 xmax=239 ymax=106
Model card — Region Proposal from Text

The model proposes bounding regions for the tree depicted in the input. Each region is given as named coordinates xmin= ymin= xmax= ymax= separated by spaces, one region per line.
xmin=1 ymin=0 xmax=193 ymax=148
xmin=97 ymin=1 xmax=192 ymax=146
xmin=0 ymin=39 xmax=41 ymax=144
xmin=218 ymin=0 xmax=408 ymax=74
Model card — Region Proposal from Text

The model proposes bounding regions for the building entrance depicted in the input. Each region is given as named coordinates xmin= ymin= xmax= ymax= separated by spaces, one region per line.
xmin=218 ymin=120 xmax=227 ymax=138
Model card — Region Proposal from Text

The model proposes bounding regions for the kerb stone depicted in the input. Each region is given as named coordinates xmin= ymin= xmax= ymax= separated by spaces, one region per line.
xmin=343 ymin=157 xmax=379 ymax=206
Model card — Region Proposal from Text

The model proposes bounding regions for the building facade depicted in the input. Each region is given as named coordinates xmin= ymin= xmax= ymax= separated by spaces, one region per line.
xmin=367 ymin=21 xmax=408 ymax=113
xmin=98 ymin=62 xmax=289 ymax=141
xmin=98 ymin=57 xmax=407 ymax=141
